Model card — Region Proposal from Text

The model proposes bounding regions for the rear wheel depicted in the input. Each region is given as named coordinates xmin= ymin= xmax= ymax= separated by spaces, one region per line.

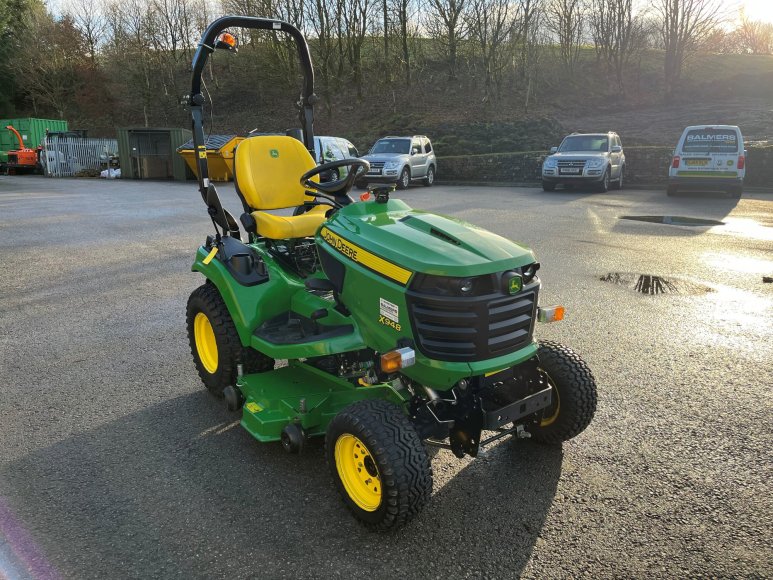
xmin=326 ymin=399 xmax=432 ymax=531
xmin=423 ymin=165 xmax=435 ymax=186
xmin=542 ymin=181 xmax=556 ymax=192
xmin=187 ymin=283 xmax=274 ymax=397
xmin=528 ymin=341 xmax=597 ymax=444
xmin=397 ymin=167 xmax=411 ymax=190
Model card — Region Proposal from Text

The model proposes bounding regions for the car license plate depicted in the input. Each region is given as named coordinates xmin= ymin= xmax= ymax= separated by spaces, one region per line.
xmin=560 ymin=168 xmax=581 ymax=174
xmin=368 ymin=170 xmax=382 ymax=175
xmin=685 ymin=159 xmax=708 ymax=166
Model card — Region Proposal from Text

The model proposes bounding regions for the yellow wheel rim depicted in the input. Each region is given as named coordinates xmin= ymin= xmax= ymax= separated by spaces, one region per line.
xmin=541 ymin=376 xmax=561 ymax=427
xmin=334 ymin=434 xmax=382 ymax=512
xmin=194 ymin=312 xmax=218 ymax=374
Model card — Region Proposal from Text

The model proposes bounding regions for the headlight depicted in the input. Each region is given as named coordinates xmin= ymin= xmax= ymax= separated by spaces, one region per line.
xmin=384 ymin=160 xmax=400 ymax=169
xmin=410 ymin=273 xmax=494 ymax=297
xmin=586 ymin=158 xmax=604 ymax=168
xmin=544 ymin=157 xmax=557 ymax=168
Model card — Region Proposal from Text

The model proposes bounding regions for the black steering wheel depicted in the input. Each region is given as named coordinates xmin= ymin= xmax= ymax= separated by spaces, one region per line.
xmin=300 ymin=158 xmax=370 ymax=200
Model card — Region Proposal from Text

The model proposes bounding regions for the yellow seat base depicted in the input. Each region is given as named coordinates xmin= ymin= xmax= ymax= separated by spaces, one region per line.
xmin=252 ymin=207 xmax=327 ymax=240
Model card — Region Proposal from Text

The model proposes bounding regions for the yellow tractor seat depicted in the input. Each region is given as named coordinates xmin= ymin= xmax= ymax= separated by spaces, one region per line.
xmin=234 ymin=135 xmax=326 ymax=239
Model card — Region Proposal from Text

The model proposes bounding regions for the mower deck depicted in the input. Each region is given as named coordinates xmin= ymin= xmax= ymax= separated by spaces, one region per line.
xmin=238 ymin=360 xmax=407 ymax=442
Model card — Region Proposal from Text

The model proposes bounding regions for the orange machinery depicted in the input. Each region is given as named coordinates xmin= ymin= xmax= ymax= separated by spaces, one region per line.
xmin=3 ymin=125 xmax=41 ymax=173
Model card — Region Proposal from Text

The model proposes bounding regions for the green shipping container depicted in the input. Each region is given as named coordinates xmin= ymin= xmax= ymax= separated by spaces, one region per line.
xmin=0 ymin=118 xmax=68 ymax=163
xmin=117 ymin=127 xmax=192 ymax=181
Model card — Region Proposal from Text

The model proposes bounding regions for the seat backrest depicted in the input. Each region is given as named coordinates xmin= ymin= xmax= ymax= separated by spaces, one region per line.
xmin=234 ymin=136 xmax=318 ymax=211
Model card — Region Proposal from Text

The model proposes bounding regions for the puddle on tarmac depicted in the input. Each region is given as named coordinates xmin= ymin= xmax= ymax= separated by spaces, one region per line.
xmin=620 ymin=215 xmax=725 ymax=227
xmin=600 ymin=273 xmax=714 ymax=295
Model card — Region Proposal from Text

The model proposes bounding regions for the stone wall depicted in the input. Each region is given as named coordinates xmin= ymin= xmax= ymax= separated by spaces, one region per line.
xmin=436 ymin=146 xmax=773 ymax=187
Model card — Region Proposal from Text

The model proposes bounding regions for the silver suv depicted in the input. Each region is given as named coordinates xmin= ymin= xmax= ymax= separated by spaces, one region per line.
xmin=357 ymin=136 xmax=436 ymax=189
xmin=542 ymin=132 xmax=625 ymax=192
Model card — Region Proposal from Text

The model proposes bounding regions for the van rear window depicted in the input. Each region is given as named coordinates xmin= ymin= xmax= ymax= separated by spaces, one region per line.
xmin=683 ymin=129 xmax=739 ymax=153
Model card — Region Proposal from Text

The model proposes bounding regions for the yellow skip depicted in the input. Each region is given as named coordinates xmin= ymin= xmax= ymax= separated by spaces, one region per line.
xmin=245 ymin=401 xmax=263 ymax=413
xmin=202 ymin=246 xmax=218 ymax=265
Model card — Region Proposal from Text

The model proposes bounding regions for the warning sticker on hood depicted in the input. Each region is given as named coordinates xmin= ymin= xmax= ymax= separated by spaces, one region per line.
xmin=379 ymin=298 xmax=399 ymax=322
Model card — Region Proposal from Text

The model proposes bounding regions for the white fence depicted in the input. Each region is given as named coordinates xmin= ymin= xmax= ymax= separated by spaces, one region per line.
xmin=43 ymin=136 xmax=119 ymax=177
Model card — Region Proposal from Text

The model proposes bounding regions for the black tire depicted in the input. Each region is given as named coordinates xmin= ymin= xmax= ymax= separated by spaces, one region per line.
xmin=615 ymin=166 xmax=624 ymax=190
xmin=666 ymin=184 xmax=677 ymax=196
xmin=542 ymin=181 xmax=556 ymax=192
xmin=326 ymin=399 xmax=432 ymax=531
xmin=186 ymin=283 xmax=274 ymax=397
xmin=728 ymin=185 xmax=742 ymax=198
xmin=528 ymin=341 xmax=598 ymax=444
xmin=422 ymin=165 xmax=435 ymax=186
xmin=597 ymin=168 xmax=611 ymax=192
xmin=397 ymin=167 xmax=410 ymax=190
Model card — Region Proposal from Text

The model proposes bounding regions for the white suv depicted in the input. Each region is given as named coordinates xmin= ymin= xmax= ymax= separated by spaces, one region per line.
xmin=542 ymin=132 xmax=625 ymax=192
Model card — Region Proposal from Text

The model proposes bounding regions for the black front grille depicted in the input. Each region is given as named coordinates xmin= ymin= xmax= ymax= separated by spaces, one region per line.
xmin=406 ymin=286 xmax=538 ymax=362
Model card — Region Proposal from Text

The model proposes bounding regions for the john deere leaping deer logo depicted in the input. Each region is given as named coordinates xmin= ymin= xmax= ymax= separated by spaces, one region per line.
xmin=269 ymin=149 xmax=279 ymax=158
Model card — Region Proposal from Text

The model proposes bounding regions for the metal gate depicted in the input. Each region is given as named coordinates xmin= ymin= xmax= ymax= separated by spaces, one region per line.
xmin=43 ymin=136 xmax=118 ymax=177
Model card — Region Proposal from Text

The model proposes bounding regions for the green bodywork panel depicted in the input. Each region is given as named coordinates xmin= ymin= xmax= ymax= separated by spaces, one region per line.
xmin=238 ymin=360 xmax=409 ymax=441
xmin=191 ymin=197 xmax=542 ymax=438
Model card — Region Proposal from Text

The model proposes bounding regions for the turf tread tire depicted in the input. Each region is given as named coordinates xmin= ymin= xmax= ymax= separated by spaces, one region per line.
xmin=326 ymin=399 xmax=432 ymax=531
xmin=529 ymin=340 xmax=597 ymax=445
xmin=186 ymin=283 xmax=274 ymax=397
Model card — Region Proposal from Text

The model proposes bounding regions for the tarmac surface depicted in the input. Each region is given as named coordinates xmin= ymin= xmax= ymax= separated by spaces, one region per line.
xmin=1 ymin=176 xmax=771 ymax=579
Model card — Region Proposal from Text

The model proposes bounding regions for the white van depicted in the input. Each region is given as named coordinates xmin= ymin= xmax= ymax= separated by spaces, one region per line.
xmin=313 ymin=136 xmax=359 ymax=182
xmin=667 ymin=125 xmax=745 ymax=196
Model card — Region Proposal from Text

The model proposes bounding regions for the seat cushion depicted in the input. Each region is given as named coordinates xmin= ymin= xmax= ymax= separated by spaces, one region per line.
xmin=252 ymin=207 xmax=327 ymax=240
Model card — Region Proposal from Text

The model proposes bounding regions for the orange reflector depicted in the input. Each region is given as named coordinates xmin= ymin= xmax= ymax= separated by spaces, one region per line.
xmin=380 ymin=351 xmax=402 ymax=373
xmin=360 ymin=192 xmax=371 ymax=202
xmin=380 ymin=347 xmax=416 ymax=374
xmin=537 ymin=305 xmax=565 ymax=323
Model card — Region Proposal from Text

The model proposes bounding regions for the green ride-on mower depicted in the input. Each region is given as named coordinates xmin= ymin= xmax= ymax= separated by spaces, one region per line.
xmin=185 ymin=16 xmax=598 ymax=531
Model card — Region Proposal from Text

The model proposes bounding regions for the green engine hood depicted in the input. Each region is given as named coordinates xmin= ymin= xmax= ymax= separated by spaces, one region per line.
xmin=322 ymin=198 xmax=536 ymax=278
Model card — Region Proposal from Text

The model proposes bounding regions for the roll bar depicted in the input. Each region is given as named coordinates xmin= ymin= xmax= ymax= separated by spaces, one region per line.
xmin=188 ymin=16 xmax=317 ymax=201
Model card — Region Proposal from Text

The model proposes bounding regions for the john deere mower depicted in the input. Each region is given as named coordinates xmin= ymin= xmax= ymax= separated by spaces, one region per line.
xmin=185 ymin=16 xmax=597 ymax=531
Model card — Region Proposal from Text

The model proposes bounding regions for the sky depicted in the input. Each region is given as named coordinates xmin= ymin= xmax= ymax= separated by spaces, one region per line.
xmin=739 ymin=0 xmax=773 ymax=23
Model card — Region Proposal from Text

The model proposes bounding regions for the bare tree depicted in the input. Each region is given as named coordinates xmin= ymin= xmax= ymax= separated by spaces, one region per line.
xmin=588 ymin=0 xmax=646 ymax=93
xmin=545 ymin=0 xmax=584 ymax=75
xmin=653 ymin=0 xmax=722 ymax=101
xmin=424 ymin=0 xmax=469 ymax=80
xmin=338 ymin=0 xmax=373 ymax=98
xmin=468 ymin=0 xmax=514 ymax=100
xmin=64 ymin=0 xmax=108 ymax=64
xmin=736 ymin=16 xmax=773 ymax=55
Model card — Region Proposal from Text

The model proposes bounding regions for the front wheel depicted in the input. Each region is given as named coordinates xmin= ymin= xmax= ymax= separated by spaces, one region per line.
xmin=397 ymin=167 xmax=411 ymax=190
xmin=528 ymin=341 xmax=598 ymax=444
xmin=326 ymin=400 xmax=432 ymax=531
xmin=542 ymin=181 xmax=556 ymax=192
xmin=422 ymin=165 xmax=435 ymax=186
xmin=597 ymin=168 xmax=611 ymax=192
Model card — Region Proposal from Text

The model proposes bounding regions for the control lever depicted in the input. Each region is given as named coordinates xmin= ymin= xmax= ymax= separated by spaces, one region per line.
xmin=310 ymin=308 xmax=329 ymax=334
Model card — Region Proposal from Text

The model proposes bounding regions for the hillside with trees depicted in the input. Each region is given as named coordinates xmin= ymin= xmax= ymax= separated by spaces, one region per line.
xmin=1 ymin=0 xmax=772 ymax=153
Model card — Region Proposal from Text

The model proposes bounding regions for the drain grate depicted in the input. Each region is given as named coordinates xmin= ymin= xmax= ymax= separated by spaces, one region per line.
xmin=600 ymin=273 xmax=713 ymax=295
xmin=620 ymin=215 xmax=725 ymax=227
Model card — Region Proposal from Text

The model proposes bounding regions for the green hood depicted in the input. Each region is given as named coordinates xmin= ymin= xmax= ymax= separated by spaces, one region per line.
xmin=324 ymin=199 xmax=536 ymax=278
